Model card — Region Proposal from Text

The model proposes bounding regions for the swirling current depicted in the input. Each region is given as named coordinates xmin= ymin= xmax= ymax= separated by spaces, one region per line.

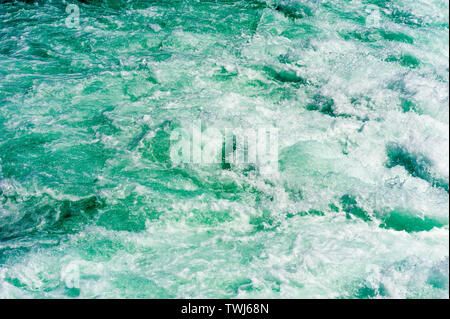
xmin=0 ymin=0 xmax=448 ymax=298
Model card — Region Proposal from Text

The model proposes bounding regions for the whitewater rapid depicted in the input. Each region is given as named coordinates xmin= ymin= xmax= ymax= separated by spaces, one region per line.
xmin=0 ymin=0 xmax=448 ymax=298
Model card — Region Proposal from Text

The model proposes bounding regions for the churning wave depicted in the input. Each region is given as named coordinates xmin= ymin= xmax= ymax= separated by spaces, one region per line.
xmin=0 ymin=0 xmax=448 ymax=298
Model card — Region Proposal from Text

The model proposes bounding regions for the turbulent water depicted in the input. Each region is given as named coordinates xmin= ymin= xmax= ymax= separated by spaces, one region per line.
xmin=0 ymin=0 xmax=449 ymax=298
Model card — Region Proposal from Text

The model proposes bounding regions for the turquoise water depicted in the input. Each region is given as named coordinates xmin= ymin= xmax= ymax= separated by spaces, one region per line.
xmin=0 ymin=0 xmax=448 ymax=298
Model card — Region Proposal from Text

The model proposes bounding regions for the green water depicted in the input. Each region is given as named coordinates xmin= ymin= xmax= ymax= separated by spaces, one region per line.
xmin=0 ymin=0 xmax=448 ymax=298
